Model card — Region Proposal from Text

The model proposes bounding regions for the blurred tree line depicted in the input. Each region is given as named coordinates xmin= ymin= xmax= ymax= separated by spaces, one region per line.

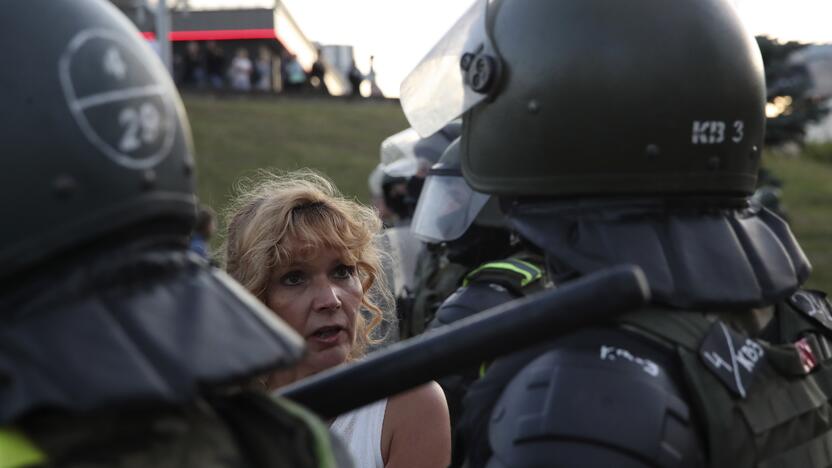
xmin=757 ymin=36 xmax=830 ymax=146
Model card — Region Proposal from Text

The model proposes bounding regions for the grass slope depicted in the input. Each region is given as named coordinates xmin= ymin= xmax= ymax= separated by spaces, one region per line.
xmin=186 ymin=94 xmax=408 ymax=213
xmin=765 ymin=152 xmax=832 ymax=292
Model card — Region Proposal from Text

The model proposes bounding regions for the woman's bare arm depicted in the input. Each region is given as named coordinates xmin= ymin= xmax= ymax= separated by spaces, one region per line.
xmin=382 ymin=381 xmax=451 ymax=468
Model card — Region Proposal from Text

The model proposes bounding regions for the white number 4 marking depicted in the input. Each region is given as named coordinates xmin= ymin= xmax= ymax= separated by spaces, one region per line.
xmin=103 ymin=47 xmax=127 ymax=81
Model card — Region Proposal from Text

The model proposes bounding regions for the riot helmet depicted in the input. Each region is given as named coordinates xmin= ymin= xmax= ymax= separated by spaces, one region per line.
xmin=411 ymin=138 xmax=503 ymax=244
xmin=379 ymin=122 xmax=462 ymax=168
xmin=374 ymin=122 xmax=461 ymax=220
xmin=0 ymin=0 xmax=196 ymax=281
xmin=0 ymin=1 xmax=306 ymax=422
xmin=401 ymin=0 xmax=766 ymax=199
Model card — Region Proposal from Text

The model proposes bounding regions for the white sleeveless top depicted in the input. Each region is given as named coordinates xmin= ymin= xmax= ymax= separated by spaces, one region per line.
xmin=330 ymin=398 xmax=388 ymax=468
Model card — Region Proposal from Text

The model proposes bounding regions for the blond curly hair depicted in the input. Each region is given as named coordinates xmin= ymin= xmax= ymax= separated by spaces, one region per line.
xmin=223 ymin=169 xmax=390 ymax=358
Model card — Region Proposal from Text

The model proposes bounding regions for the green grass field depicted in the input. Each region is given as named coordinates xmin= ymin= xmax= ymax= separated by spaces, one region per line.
xmin=185 ymin=94 xmax=832 ymax=292
xmin=765 ymin=150 xmax=832 ymax=292
xmin=185 ymin=93 xmax=408 ymax=211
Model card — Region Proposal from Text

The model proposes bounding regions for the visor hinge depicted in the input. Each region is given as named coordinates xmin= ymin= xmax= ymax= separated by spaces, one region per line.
xmin=461 ymin=51 xmax=498 ymax=94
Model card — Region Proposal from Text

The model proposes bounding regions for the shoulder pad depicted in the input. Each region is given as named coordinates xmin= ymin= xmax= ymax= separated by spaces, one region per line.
xmin=0 ymin=256 xmax=304 ymax=424
xmin=698 ymin=321 xmax=765 ymax=399
xmin=463 ymin=258 xmax=543 ymax=295
xmin=432 ymin=281 xmax=516 ymax=327
xmin=788 ymin=289 xmax=832 ymax=332
xmin=488 ymin=348 xmax=702 ymax=468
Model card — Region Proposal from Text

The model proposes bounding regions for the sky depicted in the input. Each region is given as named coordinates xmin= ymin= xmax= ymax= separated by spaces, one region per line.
xmin=178 ymin=0 xmax=832 ymax=97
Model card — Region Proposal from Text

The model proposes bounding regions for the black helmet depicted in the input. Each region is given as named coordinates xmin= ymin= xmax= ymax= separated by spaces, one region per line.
xmin=401 ymin=0 xmax=766 ymax=199
xmin=411 ymin=138 xmax=504 ymax=244
xmin=0 ymin=0 xmax=196 ymax=281
xmin=0 ymin=1 xmax=307 ymax=422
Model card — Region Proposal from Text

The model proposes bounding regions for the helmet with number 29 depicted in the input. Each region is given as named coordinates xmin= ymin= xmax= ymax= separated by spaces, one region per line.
xmin=0 ymin=0 xmax=196 ymax=281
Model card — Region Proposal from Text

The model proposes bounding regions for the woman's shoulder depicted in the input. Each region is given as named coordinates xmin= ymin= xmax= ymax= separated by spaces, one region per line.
xmin=382 ymin=382 xmax=450 ymax=467
xmin=387 ymin=381 xmax=447 ymax=418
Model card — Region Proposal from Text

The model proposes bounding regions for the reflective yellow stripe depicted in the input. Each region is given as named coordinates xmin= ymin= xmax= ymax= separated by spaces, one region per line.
xmin=479 ymin=361 xmax=490 ymax=378
xmin=464 ymin=259 xmax=542 ymax=287
xmin=0 ymin=428 xmax=45 ymax=468
xmin=509 ymin=259 xmax=544 ymax=283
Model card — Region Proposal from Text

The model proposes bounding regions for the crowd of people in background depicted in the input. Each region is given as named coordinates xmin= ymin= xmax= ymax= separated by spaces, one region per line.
xmin=174 ymin=40 xmax=364 ymax=96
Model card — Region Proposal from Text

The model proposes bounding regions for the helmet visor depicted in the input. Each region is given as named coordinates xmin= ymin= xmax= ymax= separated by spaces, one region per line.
xmin=380 ymin=128 xmax=421 ymax=167
xmin=400 ymin=0 xmax=492 ymax=137
xmin=411 ymin=173 xmax=491 ymax=243
xmin=383 ymin=156 xmax=421 ymax=179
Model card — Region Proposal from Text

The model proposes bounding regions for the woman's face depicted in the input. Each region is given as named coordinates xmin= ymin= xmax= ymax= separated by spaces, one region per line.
xmin=266 ymin=243 xmax=363 ymax=380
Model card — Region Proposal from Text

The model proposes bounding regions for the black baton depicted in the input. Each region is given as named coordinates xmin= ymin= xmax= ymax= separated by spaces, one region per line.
xmin=277 ymin=264 xmax=649 ymax=418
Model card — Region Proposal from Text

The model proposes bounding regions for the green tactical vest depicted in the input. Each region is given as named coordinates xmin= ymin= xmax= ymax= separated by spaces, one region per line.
xmin=619 ymin=293 xmax=832 ymax=468
xmin=0 ymin=393 xmax=339 ymax=468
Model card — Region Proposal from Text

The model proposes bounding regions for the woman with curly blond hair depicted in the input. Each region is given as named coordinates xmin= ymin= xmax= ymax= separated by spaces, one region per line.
xmin=225 ymin=169 xmax=450 ymax=468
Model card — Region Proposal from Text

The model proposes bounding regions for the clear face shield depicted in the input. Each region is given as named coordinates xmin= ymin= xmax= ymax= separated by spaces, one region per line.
xmin=380 ymin=128 xmax=422 ymax=167
xmin=383 ymin=157 xmax=421 ymax=179
xmin=400 ymin=0 xmax=499 ymax=137
xmin=384 ymin=156 xmax=433 ymax=180
xmin=410 ymin=168 xmax=492 ymax=243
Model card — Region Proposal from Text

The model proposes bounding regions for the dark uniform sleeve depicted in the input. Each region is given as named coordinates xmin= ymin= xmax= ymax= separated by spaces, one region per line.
xmin=427 ymin=255 xmax=544 ymax=331
xmin=463 ymin=328 xmax=705 ymax=468
xmin=426 ymin=282 xmax=519 ymax=466
xmin=428 ymin=281 xmax=519 ymax=330
xmin=428 ymin=257 xmax=545 ymax=467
